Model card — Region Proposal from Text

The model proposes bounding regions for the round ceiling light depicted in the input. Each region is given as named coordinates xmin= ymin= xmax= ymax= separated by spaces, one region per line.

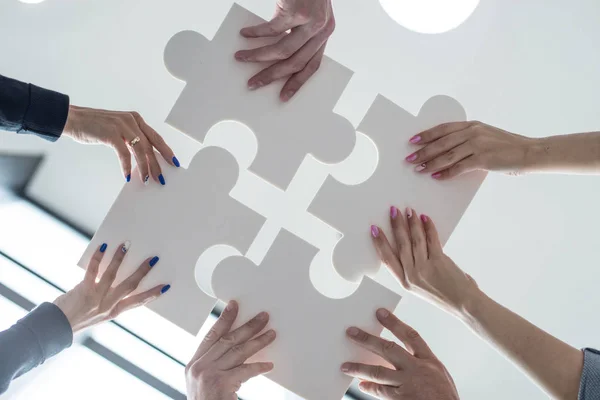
xmin=379 ymin=0 xmax=480 ymax=34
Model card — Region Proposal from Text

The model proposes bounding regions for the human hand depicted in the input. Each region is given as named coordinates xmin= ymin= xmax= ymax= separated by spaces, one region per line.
xmin=53 ymin=242 xmax=170 ymax=333
xmin=371 ymin=207 xmax=479 ymax=318
xmin=235 ymin=0 xmax=335 ymax=102
xmin=405 ymin=121 xmax=535 ymax=180
xmin=342 ymin=309 xmax=459 ymax=400
xmin=63 ymin=105 xmax=180 ymax=184
xmin=186 ymin=301 xmax=275 ymax=400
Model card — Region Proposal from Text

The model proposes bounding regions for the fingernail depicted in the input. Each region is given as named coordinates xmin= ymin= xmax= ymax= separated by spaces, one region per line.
xmin=370 ymin=225 xmax=379 ymax=238
xmin=347 ymin=327 xmax=359 ymax=337
xmin=406 ymin=208 xmax=413 ymax=218
xmin=121 ymin=241 xmax=131 ymax=253
xmin=144 ymin=175 xmax=149 ymax=185
xmin=406 ymin=153 xmax=417 ymax=162
xmin=172 ymin=156 xmax=180 ymax=168
xmin=415 ymin=163 xmax=426 ymax=172
xmin=432 ymin=172 xmax=442 ymax=179
xmin=257 ymin=311 xmax=268 ymax=321
xmin=377 ymin=308 xmax=390 ymax=319
xmin=226 ymin=300 xmax=237 ymax=311
xmin=410 ymin=135 xmax=422 ymax=144
xmin=234 ymin=52 xmax=246 ymax=61
xmin=281 ymin=90 xmax=295 ymax=102
xmin=159 ymin=174 xmax=166 ymax=185
xmin=126 ymin=174 xmax=131 ymax=182
xmin=100 ymin=243 xmax=107 ymax=253
xmin=161 ymin=284 xmax=171 ymax=294
xmin=149 ymin=256 xmax=160 ymax=267
xmin=341 ymin=363 xmax=351 ymax=372
xmin=390 ymin=206 xmax=398 ymax=219
xmin=266 ymin=330 xmax=276 ymax=338
xmin=248 ymin=80 xmax=263 ymax=90
xmin=420 ymin=214 xmax=429 ymax=223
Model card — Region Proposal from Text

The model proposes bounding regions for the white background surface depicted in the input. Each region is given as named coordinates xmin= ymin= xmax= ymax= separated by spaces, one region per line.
xmin=1 ymin=0 xmax=600 ymax=399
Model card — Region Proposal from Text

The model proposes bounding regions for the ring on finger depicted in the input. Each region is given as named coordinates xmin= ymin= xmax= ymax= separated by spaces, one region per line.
xmin=129 ymin=136 xmax=141 ymax=147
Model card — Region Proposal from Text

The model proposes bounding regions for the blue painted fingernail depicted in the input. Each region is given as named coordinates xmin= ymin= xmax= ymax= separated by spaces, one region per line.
xmin=159 ymin=174 xmax=166 ymax=185
xmin=126 ymin=174 xmax=131 ymax=182
xmin=149 ymin=256 xmax=159 ymax=267
xmin=172 ymin=156 xmax=180 ymax=168
xmin=161 ymin=284 xmax=171 ymax=294
xmin=100 ymin=243 xmax=107 ymax=253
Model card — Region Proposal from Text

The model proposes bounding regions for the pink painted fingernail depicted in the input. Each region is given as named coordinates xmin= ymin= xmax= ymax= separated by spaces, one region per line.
xmin=410 ymin=135 xmax=422 ymax=144
xmin=420 ymin=214 xmax=429 ymax=223
xmin=415 ymin=163 xmax=426 ymax=172
xmin=406 ymin=208 xmax=413 ymax=218
xmin=432 ymin=172 xmax=442 ymax=179
xmin=234 ymin=52 xmax=246 ymax=61
xmin=405 ymin=153 xmax=417 ymax=162
xmin=377 ymin=308 xmax=390 ymax=318
xmin=390 ymin=206 xmax=398 ymax=219
xmin=281 ymin=90 xmax=295 ymax=102
xmin=371 ymin=225 xmax=379 ymax=238
xmin=248 ymin=80 xmax=262 ymax=90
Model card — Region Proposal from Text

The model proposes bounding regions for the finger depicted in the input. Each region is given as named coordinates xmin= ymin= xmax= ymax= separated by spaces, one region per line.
xmin=229 ymin=362 xmax=274 ymax=384
xmin=145 ymin=148 xmax=164 ymax=185
xmin=432 ymin=155 xmax=482 ymax=180
xmin=239 ymin=14 xmax=295 ymax=38
xmin=85 ymin=243 xmax=107 ymax=283
xmin=109 ymin=256 xmax=158 ymax=302
xmin=409 ymin=121 xmax=473 ymax=145
xmin=218 ymin=329 xmax=276 ymax=369
xmin=113 ymin=141 xmax=132 ymax=182
xmin=341 ymin=362 xmax=399 ymax=385
xmin=346 ymin=327 xmax=410 ymax=369
xmin=420 ymin=215 xmax=443 ymax=258
xmin=390 ymin=206 xmax=415 ymax=280
xmin=371 ymin=224 xmax=407 ymax=288
xmin=191 ymin=301 xmax=239 ymax=364
xmin=132 ymin=112 xmax=177 ymax=167
xmin=97 ymin=241 xmax=130 ymax=295
xmin=123 ymin=122 xmax=151 ymax=184
xmin=205 ymin=311 xmax=269 ymax=362
xmin=358 ymin=381 xmax=398 ymax=399
xmin=237 ymin=25 xmax=315 ymax=64
xmin=406 ymin=128 xmax=470 ymax=165
xmin=375 ymin=310 xmax=434 ymax=360
xmin=280 ymin=44 xmax=326 ymax=102
xmin=108 ymin=284 xmax=165 ymax=320
xmin=415 ymin=141 xmax=473 ymax=174
xmin=406 ymin=208 xmax=427 ymax=264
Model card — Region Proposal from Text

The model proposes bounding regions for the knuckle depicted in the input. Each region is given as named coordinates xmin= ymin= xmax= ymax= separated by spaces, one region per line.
xmin=323 ymin=17 xmax=336 ymax=35
xmin=406 ymin=327 xmax=421 ymax=341
xmin=382 ymin=339 xmax=397 ymax=353
xmin=372 ymin=365 xmax=385 ymax=380
xmin=445 ymin=149 xmax=456 ymax=161
xmin=219 ymin=334 xmax=236 ymax=346
xmin=355 ymin=330 xmax=369 ymax=342
xmin=411 ymin=237 xmax=422 ymax=248
xmin=230 ymin=344 xmax=245 ymax=355
xmin=130 ymin=111 xmax=141 ymax=120
xmin=203 ymin=327 xmax=219 ymax=342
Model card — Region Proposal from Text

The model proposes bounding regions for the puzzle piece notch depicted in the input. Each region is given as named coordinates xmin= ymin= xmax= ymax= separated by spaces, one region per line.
xmin=309 ymin=95 xmax=487 ymax=283
xmin=163 ymin=3 xmax=356 ymax=190
xmin=212 ymin=229 xmax=401 ymax=400
xmin=78 ymin=146 xmax=266 ymax=334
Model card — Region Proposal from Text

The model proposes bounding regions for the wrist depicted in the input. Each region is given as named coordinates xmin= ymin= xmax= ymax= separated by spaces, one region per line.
xmin=62 ymin=105 xmax=81 ymax=137
xmin=457 ymin=286 xmax=488 ymax=327
xmin=522 ymin=136 xmax=551 ymax=171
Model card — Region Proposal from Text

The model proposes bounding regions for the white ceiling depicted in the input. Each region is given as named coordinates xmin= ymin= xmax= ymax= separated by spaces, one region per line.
xmin=2 ymin=0 xmax=600 ymax=399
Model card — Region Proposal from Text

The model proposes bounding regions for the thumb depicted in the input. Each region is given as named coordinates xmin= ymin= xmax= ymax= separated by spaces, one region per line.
xmin=240 ymin=14 xmax=295 ymax=38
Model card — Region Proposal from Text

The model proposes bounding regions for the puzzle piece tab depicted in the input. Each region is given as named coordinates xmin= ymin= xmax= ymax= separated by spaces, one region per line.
xmin=309 ymin=95 xmax=487 ymax=282
xmin=212 ymin=229 xmax=401 ymax=400
xmin=163 ymin=3 xmax=356 ymax=190
xmin=78 ymin=146 xmax=266 ymax=334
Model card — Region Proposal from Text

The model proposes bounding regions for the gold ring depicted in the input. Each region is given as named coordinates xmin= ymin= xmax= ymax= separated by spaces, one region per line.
xmin=129 ymin=136 xmax=141 ymax=147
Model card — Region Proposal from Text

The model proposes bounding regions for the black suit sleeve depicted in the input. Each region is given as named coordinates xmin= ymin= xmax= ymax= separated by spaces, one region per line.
xmin=0 ymin=74 xmax=70 ymax=142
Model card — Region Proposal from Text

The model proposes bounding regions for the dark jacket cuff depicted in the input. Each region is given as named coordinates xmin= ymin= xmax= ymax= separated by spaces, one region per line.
xmin=18 ymin=302 xmax=73 ymax=360
xmin=20 ymin=84 xmax=70 ymax=142
xmin=578 ymin=348 xmax=600 ymax=399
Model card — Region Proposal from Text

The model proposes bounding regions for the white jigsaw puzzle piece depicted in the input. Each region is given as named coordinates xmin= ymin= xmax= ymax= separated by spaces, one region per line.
xmin=163 ymin=3 xmax=356 ymax=190
xmin=212 ymin=229 xmax=401 ymax=400
xmin=309 ymin=95 xmax=487 ymax=282
xmin=78 ymin=146 xmax=266 ymax=334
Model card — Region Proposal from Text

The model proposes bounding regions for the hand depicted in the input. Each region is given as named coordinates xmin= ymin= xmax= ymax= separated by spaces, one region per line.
xmin=63 ymin=105 xmax=180 ymax=184
xmin=405 ymin=121 xmax=535 ymax=180
xmin=235 ymin=0 xmax=335 ymax=102
xmin=371 ymin=207 xmax=479 ymax=318
xmin=342 ymin=309 xmax=459 ymax=400
xmin=53 ymin=242 xmax=169 ymax=333
xmin=186 ymin=301 xmax=276 ymax=400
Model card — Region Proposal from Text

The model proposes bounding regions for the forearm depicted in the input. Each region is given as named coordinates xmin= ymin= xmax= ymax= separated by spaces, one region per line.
xmin=526 ymin=132 xmax=600 ymax=174
xmin=461 ymin=290 xmax=582 ymax=400
xmin=0 ymin=74 xmax=69 ymax=141
xmin=0 ymin=303 xmax=73 ymax=394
